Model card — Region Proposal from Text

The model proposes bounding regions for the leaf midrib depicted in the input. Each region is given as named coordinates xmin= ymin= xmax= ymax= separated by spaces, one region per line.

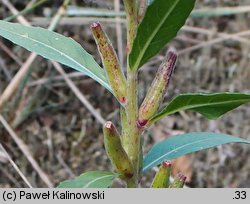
xmin=151 ymin=97 xmax=250 ymax=121
xmin=143 ymin=137 xmax=212 ymax=171
xmin=143 ymin=135 xmax=250 ymax=172
xmin=131 ymin=0 xmax=180 ymax=70
xmin=0 ymin=25 xmax=110 ymax=89
xmin=84 ymin=174 xmax=114 ymax=188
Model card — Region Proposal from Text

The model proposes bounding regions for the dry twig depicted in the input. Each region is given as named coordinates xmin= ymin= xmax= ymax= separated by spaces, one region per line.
xmin=0 ymin=143 xmax=32 ymax=188
xmin=0 ymin=114 xmax=53 ymax=187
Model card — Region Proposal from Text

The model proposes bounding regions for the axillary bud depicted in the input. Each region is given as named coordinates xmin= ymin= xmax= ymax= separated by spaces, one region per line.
xmin=151 ymin=161 xmax=172 ymax=188
xmin=138 ymin=48 xmax=177 ymax=128
xmin=103 ymin=121 xmax=134 ymax=178
xmin=91 ymin=22 xmax=127 ymax=106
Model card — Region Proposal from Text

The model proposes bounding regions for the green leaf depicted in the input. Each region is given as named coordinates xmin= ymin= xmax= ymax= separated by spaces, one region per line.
xmin=150 ymin=92 xmax=250 ymax=122
xmin=129 ymin=0 xmax=196 ymax=70
xmin=57 ymin=171 xmax=118 ymax=188
xmin=0 ymin=20 xmax=112 ymax=92
xmin=143 ymin=132 xmax=250 ymax=172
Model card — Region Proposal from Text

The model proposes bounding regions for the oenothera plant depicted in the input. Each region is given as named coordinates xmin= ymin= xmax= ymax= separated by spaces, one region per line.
xmin=1 ymin=0 xmax=250 ymax=188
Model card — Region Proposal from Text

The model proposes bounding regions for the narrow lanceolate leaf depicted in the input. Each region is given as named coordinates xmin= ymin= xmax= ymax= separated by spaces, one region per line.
xmin=57 ymin=171 xmax=118 ymax=188
xmin=129 ymin=0 xmax=196 ymax=70
xmin=0 ymin=20 xmax=112 ymax=92
xmin=150 ymin=93 xmax=250 ymax=123
xmin=143 ymin=132 xmax=250 ymax=173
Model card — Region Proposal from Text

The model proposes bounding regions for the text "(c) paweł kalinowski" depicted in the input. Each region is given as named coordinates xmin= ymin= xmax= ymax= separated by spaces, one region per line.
xmin=19 ymin=190 xmax=105 ymax=200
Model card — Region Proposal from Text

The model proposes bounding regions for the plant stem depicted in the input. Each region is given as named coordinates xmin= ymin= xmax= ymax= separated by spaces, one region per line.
xmin=126 ymin=177 xmax=137 ymax=188
xmin=138 ymin=0 xmax=147 ymax=22
xmin=120 ymin=107 xmax=129 ymax=152
xmin=123 ymin=0 xmax=137 ymax=52
xmin=120 ymin=70 xmax=140 ymax=187
xmin=126 ymin=68 xmax=140 ymax=187
xmin=123 ymin=0 xmax=141 ymax=187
